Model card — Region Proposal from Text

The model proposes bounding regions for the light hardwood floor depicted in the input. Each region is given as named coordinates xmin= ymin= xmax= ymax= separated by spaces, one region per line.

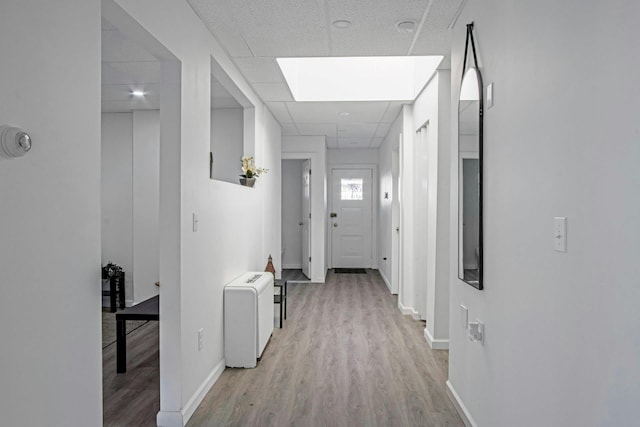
xmin=103 ymin=269 xmax=463 ymax=426
xmin=188 ymin=270 xmax=463 ymax=427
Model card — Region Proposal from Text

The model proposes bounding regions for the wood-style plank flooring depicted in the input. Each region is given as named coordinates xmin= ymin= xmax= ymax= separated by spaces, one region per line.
xmin=188 ymin=269 xmax=463 ymax=427
xmin=102 ymin=269 xmax=463 ymax=426
xmin=103 ymin=320 xmax=159 ymax=426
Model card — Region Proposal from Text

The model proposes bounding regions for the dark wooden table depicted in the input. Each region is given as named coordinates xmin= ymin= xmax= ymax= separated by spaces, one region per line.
xmin=116 ymin=295 xmax=159 ymax=373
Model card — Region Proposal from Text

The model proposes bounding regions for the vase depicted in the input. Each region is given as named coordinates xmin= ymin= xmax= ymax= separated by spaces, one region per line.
xmin=239 ymin=177 xmax=256 ymax=187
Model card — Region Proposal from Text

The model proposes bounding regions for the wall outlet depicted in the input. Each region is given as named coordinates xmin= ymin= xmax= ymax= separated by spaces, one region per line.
xmin=193 ymin=212 xmax=199 ymax=232
xmin=554 ymin=217 xmax=567 ymax=252
xmin=468 ymin=320 xmax=484 ymax=345
xmin=197 ymin=328 xmax=204 ymax=351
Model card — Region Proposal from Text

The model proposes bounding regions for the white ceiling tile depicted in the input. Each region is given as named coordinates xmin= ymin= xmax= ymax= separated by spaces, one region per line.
xmin=102 ymin=84 xmax=160 ymax=102
xmin=266 ymin=102 xmax=294 ymax=123
xmin=281 ymin=124 xmax=300 ymax=136
xmin=374 ymin=123 xmax=392 ymax=138
xmin=296 ymin=123 xmax=337 ymax=138
xmin=382 ymin=102 xmax=405 ymax=123
xmin=234 ymin=57 xmax=285 ymax=83
xmin=223 ymin=0 xmax=330 ymax=57
xmin=338 ymin=137 xmax=373 ymax=148
xmin=286 ymin=102 xmax=389 ymax=123
xmin=187 ymin=0 xmax=254 ymax=57
xmin=102 ymin=30 xmax=157 ymax=63
xmin=252 ymin=83 xmax=294 ymax=102
xmin=102 ymin=62 xmax=161 ymax=85
xmin=337 ymin=123 xmax=378 ymax=138
xmin=370 ymin=137 xmax=384 ymax=148
xmin=326 ymin=137 xmax=339 ymax=148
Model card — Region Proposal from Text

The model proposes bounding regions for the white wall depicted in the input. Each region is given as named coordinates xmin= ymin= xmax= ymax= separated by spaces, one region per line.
xmin=448 ymin=1 xmax=640 ymax=426
xmin=101 ymin=111 xmax=161 ymax=306
xmin=377 ymin=115 xmax=403 ymax=291
xmin=282 ymin=159 xmax=304 ymax=268
xmin=412 ymin=71 xmax=451 ymax=346
xmin=108 ymin=1 xmax=282 ymax=425
xmin=282 ymin=136 xmax=327 ymax=282
xmin=0 ymin=1 xmax=102 ymax=425
xmin=133 ymin=110 xmax=160 ymax=303
xmin=102 ymin=112 xmax=134 ymax=303
xmin=327 ymin=148 xmax=378 ymax=165
xmin=210 ymin=107 xmax=243 ymax=184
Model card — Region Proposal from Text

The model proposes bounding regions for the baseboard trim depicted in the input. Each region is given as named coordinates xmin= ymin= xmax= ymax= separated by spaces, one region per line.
xmin=446 ymin=380 xmax=477 ymax=427
xmin=398 ymin=301 xmax=419 ymax=319
xmin=282 ymin=263 xmax=302 ymax=269
xmin=424 ymin=328 xmax=449 ymax=350
xmin=181 ymin=359 xmax=226 ymax=424
xmin=379 ymin=269 xmax=392 ymax=293
xmin=156 ymin=411 xmax=182 ymax=427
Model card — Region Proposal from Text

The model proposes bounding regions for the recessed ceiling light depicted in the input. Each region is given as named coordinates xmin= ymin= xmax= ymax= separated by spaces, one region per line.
xmin=396 ymin=20 xmax=417 ymax=33
xmin=131 ymin=90 xmax=145 ymax=97
xmin=332 ymin=20 xmax=352 ymax=29
xmin=338 ymin=112 xmax=350 ymax=117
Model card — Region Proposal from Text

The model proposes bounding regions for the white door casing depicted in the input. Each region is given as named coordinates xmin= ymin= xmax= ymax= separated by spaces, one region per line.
xmin=331 ymin=168 xmax=373 ymax=268
xmin=302 ymin=159 xmax=311 ymax=279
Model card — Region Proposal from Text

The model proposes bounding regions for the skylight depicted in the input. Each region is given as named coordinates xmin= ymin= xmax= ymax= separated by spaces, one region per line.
xmin=277 ymin=56 xmax=443 ymax=102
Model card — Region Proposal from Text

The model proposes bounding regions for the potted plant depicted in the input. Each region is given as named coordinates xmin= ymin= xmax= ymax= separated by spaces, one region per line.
xmin=239 ymin=156 xmax=268 ymax=187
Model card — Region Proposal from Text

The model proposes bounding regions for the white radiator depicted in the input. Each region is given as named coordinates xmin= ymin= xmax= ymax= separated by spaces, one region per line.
xmin=224 ymin=272 xmax=274 ymax=368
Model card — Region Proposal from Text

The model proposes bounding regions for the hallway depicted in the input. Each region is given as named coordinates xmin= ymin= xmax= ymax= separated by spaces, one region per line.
xmin=188 ymin=270 xmax=462 ymax=426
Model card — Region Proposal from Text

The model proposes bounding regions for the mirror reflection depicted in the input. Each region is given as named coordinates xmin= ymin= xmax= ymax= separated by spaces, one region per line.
xmin=458 ymin=67 xmax=482 ymax=289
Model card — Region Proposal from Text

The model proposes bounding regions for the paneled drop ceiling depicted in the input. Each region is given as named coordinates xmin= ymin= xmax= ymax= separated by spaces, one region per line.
xmin=188 ymin=0 xmax=465 ymax=148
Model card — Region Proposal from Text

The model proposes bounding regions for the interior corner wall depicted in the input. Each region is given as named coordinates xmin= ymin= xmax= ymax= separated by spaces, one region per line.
xmin=377 ymin=114 xmax=403 ymax=291
xmin=0 ymin=1 xmax=102 ymax=425
xmin=210 ymin=107 xmax=243 ymax=184
xmin=112 ymin=0 xmax=283 ymax=424
xmin=282 ymin=159 xmax=304 ymax=268
xmin=282 ymin=135 xmax=327 ymax=282
xmin=448 ymin=1 xmax=640 ymax=426
xmin=102 ymin=112 xmax=134 ymax=304
xmin=399 ymin=104 xmax=417 ymax=314
xmin=132 ymin=110 xmax=161 ymax=304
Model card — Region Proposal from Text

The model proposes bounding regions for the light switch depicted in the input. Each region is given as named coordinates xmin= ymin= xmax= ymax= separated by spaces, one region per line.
xmin=486 ymin=83 xmax=494 ymax=109
xmin=460 ymin=304 xmax=468 ymax=329
xmin=554 ymin=217 xmax=567 ymax=252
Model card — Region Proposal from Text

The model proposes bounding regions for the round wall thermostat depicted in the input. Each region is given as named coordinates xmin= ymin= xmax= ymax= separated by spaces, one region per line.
xmin=0 ymin=125 xmax=32 ymax=159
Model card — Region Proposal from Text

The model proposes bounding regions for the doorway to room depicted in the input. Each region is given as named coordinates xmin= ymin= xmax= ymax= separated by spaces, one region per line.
xmin=281 ymin=159 xmax=311 ymax=282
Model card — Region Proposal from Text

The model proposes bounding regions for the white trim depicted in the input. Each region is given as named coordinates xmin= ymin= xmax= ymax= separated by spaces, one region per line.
xmin=398 ymin=300 xmax=419 ymax=318
xmin=282 ymin=263 xmax=302 ymax=269
xmin=424 ymin=328 xmax=449 ymax=350
xmin=181 ymin=359 xmax=226 ymax=424
xmin=156 ymin=411 xmax=182 ymax=427
xmin=379 ymin=269 xmax=393 ymax=293
xmin=446 ymin=380 xmax=477 ymax=427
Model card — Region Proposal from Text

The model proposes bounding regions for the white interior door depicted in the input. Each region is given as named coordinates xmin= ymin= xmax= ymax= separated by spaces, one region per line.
xmin=331 ymin=168 xmax=373 ymax=268
xmin=301 ymin=160 xmax=311 ymax=279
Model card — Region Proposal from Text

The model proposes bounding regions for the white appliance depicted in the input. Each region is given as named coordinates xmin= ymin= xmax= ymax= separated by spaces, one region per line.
xmin=224 ymin=272 xmax=274 ymax=368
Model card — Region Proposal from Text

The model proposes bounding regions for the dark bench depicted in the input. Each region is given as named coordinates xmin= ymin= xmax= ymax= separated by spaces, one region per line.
xmin=116 ymin=295 xmax=159 ymax=373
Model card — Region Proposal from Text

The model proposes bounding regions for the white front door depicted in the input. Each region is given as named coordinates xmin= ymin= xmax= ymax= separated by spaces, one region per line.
xmin=331 ymin=168 xmax=373 ymax=268
xmin=301 ymin=160 xmax=311 ymax=279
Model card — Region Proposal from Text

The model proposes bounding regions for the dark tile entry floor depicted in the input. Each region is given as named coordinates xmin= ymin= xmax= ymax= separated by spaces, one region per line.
xmin=281 ymin=269 xmax=310 ymax=281
xmin=334 ymin=268 xmax=367 ymax=274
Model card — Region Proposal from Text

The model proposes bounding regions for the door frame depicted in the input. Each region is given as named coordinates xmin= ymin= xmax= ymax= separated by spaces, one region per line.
xmin=281 ymin=152 xmax=324 ymax=282
xmin=328 ymin=164 xmax=378 ymax=269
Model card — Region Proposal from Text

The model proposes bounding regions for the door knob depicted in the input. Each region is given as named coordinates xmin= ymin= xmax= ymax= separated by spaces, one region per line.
xmin=298 ymin=222 xmax=304 ymax=226
xmin=333 ymin=223 xmax=338 ymax=227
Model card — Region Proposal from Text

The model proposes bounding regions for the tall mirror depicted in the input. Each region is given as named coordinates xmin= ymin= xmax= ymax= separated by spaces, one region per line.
xmin=458 ymin=23 xmax=483 ymax=290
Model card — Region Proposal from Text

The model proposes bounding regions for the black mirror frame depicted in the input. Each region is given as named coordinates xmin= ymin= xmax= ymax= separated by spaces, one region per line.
xmin=459 ymin=22 xmax=484 ymax=290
